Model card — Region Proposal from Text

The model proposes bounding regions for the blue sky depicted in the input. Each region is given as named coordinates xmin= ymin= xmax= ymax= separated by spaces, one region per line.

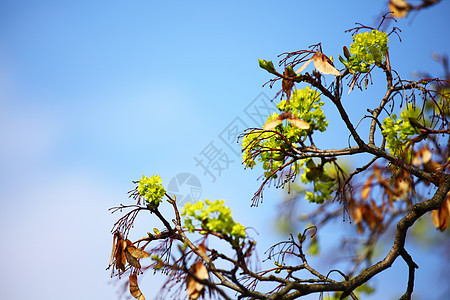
xmin=0 ymin=1 xmax=449 ymax=299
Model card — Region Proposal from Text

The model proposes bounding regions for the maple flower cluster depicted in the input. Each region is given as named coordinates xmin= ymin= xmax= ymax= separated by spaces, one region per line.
xmin=181 ymin=199 xmax=246 ymax=242
xmin=137 ymin=175 xmax=166 ymax=208
xmin=381 ymin=106 xmax=422 ymax=154
xmin=242 ymin=87 xmax=327 ymax=180
xmin=343 ymin=30 xmax=389 ymax=73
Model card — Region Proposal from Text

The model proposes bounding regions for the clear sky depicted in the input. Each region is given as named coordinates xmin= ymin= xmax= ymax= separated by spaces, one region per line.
xmin=0 ymin=1 xmax=449 ymax=299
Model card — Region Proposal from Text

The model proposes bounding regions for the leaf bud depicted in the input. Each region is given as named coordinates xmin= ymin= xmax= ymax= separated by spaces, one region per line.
xmin=265 ymin=60 xmax=277 ymax=74
xmin=338 ymin=55 xmax=349 ymax=68
xmin=343 ymin=46 xmax=351 ymax=59
xmin=258 ymin=59 xmax=267 ymax=69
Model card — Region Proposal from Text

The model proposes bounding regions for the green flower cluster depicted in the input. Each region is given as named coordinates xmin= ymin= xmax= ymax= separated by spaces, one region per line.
xmin=381 ymin=107 xmax=422 ymax=154
xmin=242 ymin=87 xmax=327 ymax=180
xmin=344 ymin=30 xmax=389 ymax=73
xmin=242 ymin=127 xmax=297 ymax=179
xmin=137 ymin=175 xmax=166 ymax=208
xmin=181 ymin=199 xmax=246 ymax=241
xmin=300 ymin=159 xmax=335 ymax=204
xmin=278 ymin=87 xmax=328 ymax=132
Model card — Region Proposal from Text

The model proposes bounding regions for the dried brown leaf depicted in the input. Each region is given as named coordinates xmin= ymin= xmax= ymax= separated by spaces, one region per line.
xmin=129 ymin=274 xmax=145 ymax=300
xmin=263 ymin=119 xmax=283 ymax=131
xmin=282 ymin=68 xmax=295 ymax=101
xmin=422 ymin=148 xmax=432 ymax=164
xmin=412 ymin=152 xmax=422 ymax=166
xmin=186 ymin=261 xmax=209 ymax=300
xmin=389 ymin=0 xmax=410 ymax=18
xmin=431 ymin=195 xmax=450 ymax=232
xmin=391 ymin=0 xmax=409 ymax=7
xmin=263 ymin=113 xmax=310 ymax=131
xmin=113 ymin=235 xmax=127 ymax=272
xmin=296 ymin=58 xmax=314 ymax=74
xmin=353 ymin=205 xmax=363 ymax=224
xmin=197 ymin=243 xmax=207 ymax=256
xmin=361 ymin=177 xmax=373 ymax=200
xmin=127 ymin=246 xmax=150 ymax=259
xmin=287 ymin=115 xmax=310 ymax=130
xmin=116 ymin=251 xmax=126 ymax=272
xmin=125 ymin=240 xmax=150 ymax=259
xmin=125 ymin=250 xmax=142 ymax=269
xmin=312 ymin=52 xmax=341 ymax=76
xmin=394 ymin=179 xmax=410 ymax=201
xmin=364 ymin=203 xmax=383 ymax=231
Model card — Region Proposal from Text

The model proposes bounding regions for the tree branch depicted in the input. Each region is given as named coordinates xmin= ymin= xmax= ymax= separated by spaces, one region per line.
xmin=398 ymin=248 xmax=418 ymax=300
xmin=341 ymin=173 xmax=450 ymax=297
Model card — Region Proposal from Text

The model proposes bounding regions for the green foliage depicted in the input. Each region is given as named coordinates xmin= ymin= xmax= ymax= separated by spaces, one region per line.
xmin=137 ymin=175 xmax=166 ymax=208
xmin=242 ymin=129 xmax=291 ymax=178
xmin=381 ymin=106 xmax=422 ymax=154
xmin=242 ymin=87 xmax=327 ymax=181
xmin=278 ymin=87 xmax=328 ymax=132
xmin=342 ymin=30 xmax=389 ymax=73
xmin=300 ymin=159 xmax=335 ymax=204
xmin=181 ymin=199 xmax=246 ymax=242
xmin=110 ymin=7 xmax=450 ymax=299
xmin=307 ymin=235 xmax=320 ymax=256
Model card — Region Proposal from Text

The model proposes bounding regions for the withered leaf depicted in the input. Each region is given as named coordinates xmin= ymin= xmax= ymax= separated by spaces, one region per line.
xmin=287 ymin=116 xmax=310 ymax=130
xmin=125 ymin=250 xmax=142 ymax=269
xmin=112 ymin=234 xmax=127 ymax=272
xmin=116 ymin=250 xmax=127 ymax=272
xmin=186 ymin=261 xmax=209 ymax=300
xmin=129 ymin=274 xmax=145 ymax=300
xmin=282 ymin=68 xmax=295 ymax=101
xmin=361 ymin=177 xmax=373 ymax=200
xmin=127 ymin=246 xmax=150 ymax=259
xmin=312 ymin=52 xmax=341 ymax=76
xmin=263 ymin=113 xmax=310 ymax=131
xmin=389 ymin=0 xmax=410 ymax=18
xmin=431 ymin=195 xmax=450 ymax=232
xmin=364 ymin=203 xmax=384 ymax=231
xmin=412 ymin=150 xmax=423 ymax=166
xmin=197 ymin=243 xmax=207 ymax=256
xmin=263 ymin=119 xmax=282 ymax=131
xmin=125 ymin=240 xmax=150 ymax=259
xmin=353 ymin=205 xmax=363 ymax=225
xmin=353 ymin=203 xmax=384 ymax=233
xmin=421 ymin=148 xmax=432 ymax=164
xmin=296 ymin=52 xmax=340 ymax=76
xmin=394 ymin=179 xmax=410 ymax=201
xmin=296 ymin=58 xmax=314 ymax=74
